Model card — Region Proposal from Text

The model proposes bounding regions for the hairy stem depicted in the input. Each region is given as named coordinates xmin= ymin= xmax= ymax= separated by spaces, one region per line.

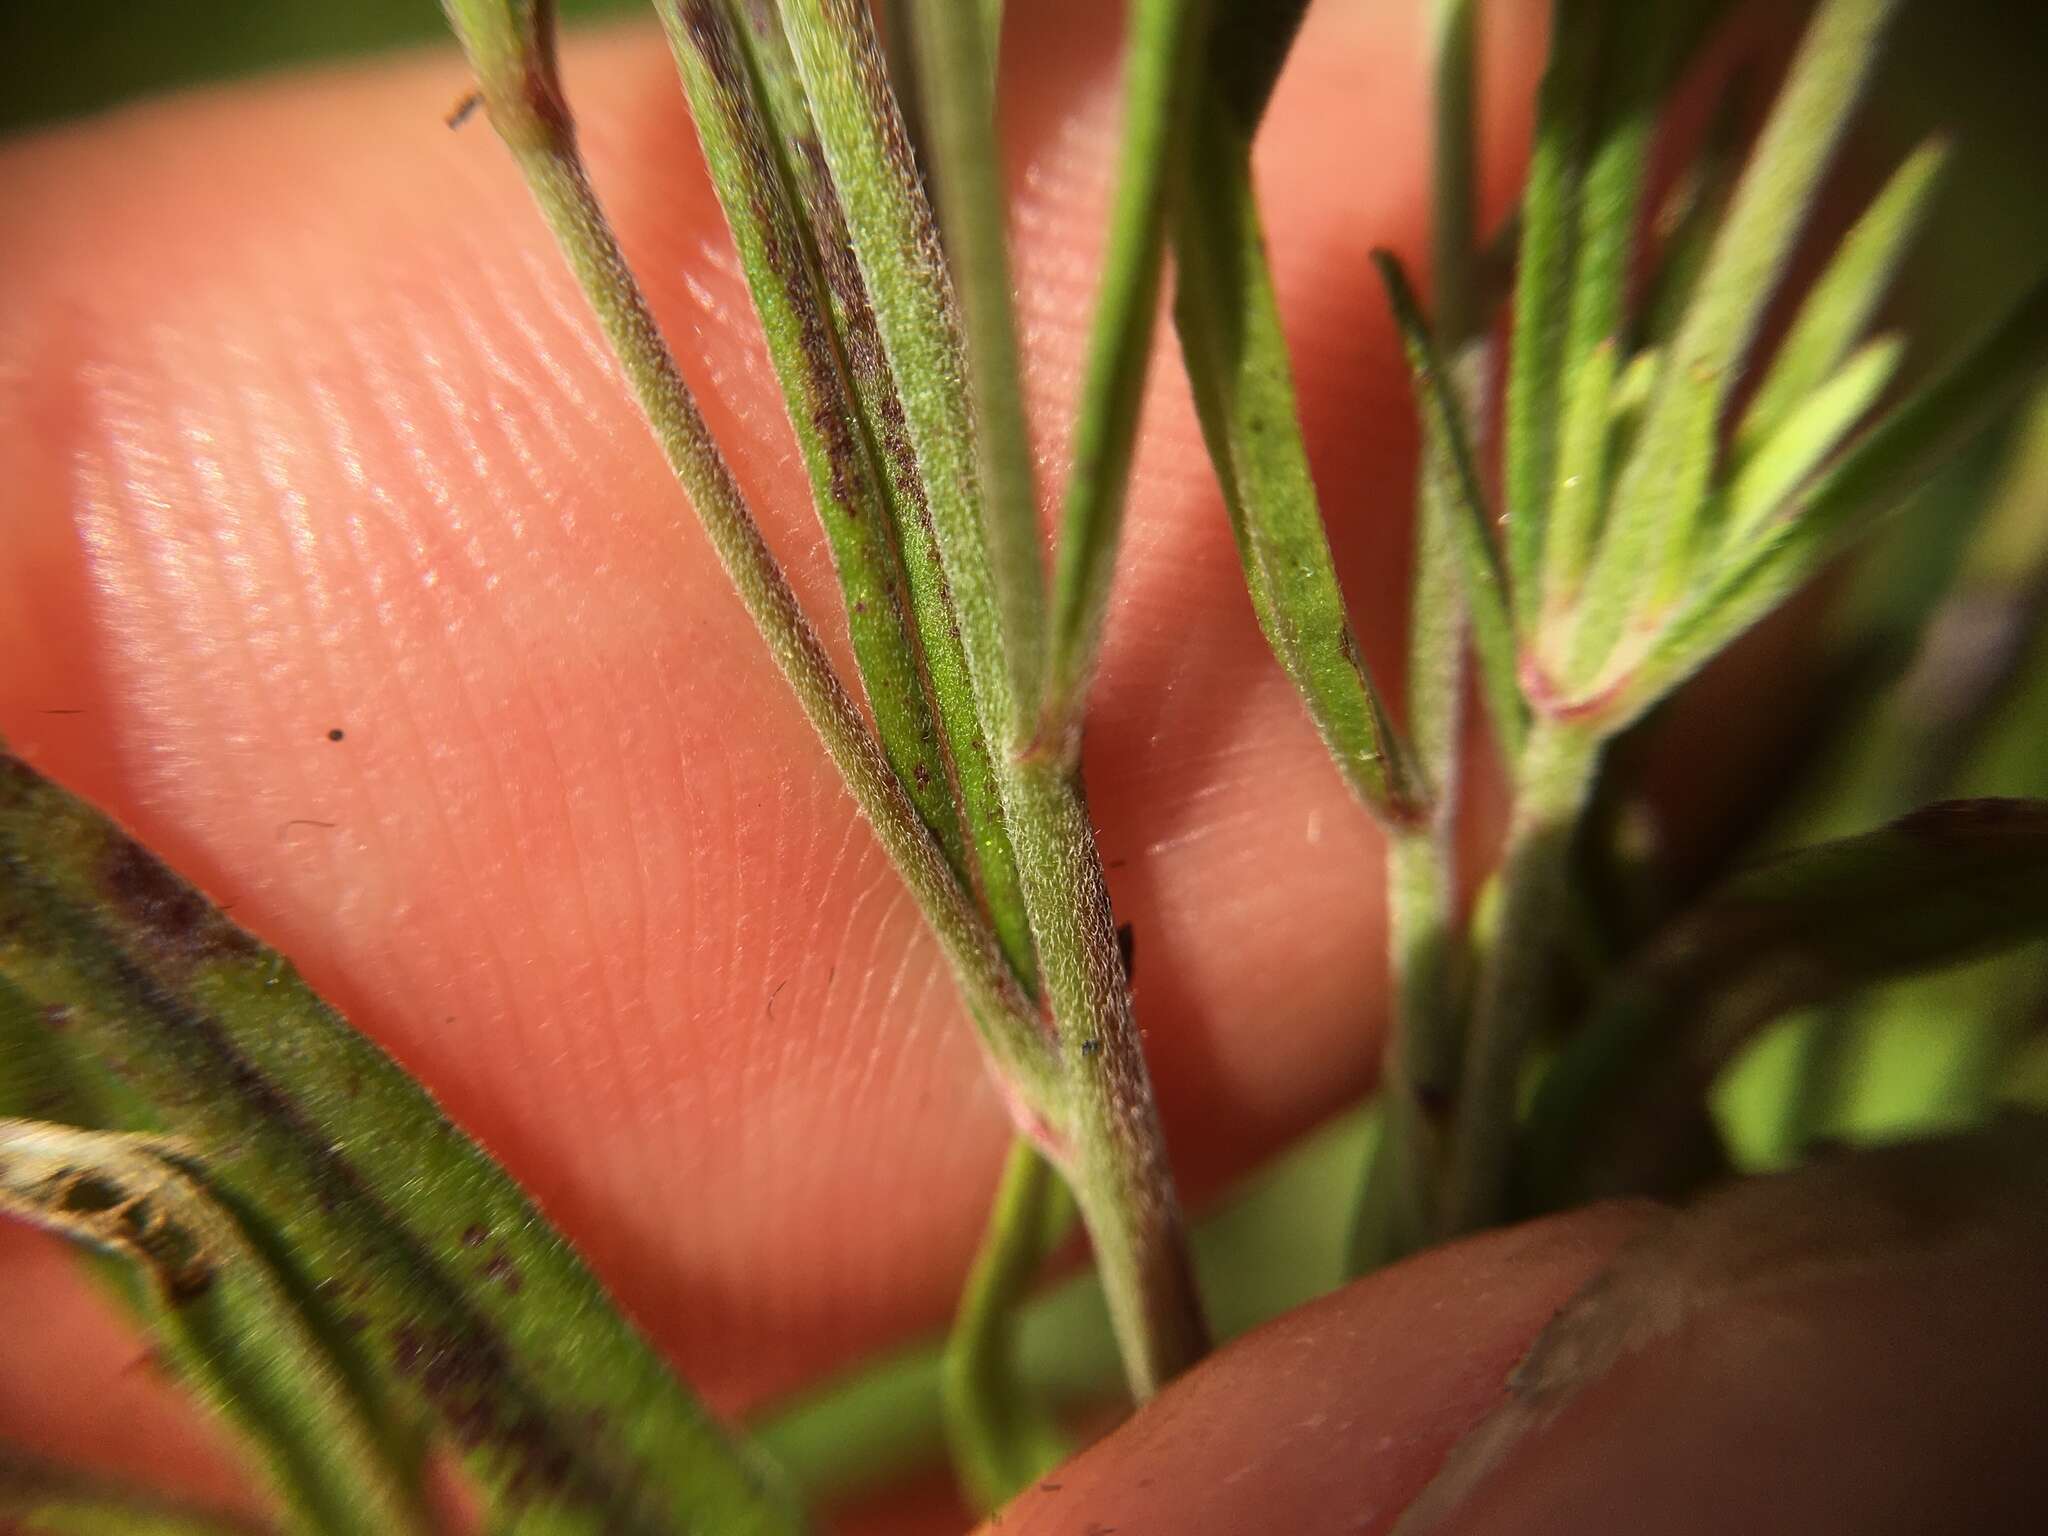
xmin=781 ymin=0 xmax=1208 ymax=1398
xmin=1351 ymin=827 xmax=1460 ymax=1270
xmin=1440 ymin=719 xmax=1602 ymax=1234
xmin=940 ymin=1139 xmax=1073 ymax=1511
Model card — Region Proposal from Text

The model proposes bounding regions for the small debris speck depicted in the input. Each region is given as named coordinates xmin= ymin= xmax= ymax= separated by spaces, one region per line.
xmin=327 ymin=728 xmax=345 ymax=742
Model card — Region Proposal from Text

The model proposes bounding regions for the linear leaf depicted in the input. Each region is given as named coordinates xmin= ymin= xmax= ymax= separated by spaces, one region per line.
xmin=1167 ymin=70 xmax=1416 ymax=818
xmin=1563 ymin=0 xmax=1737 ymax=366
xmin=728 ymin=2 xmax=1036 ymax=985
xmin=1427 ymin=0 xmax=1479 ymax=346
xmin=1560 ymin=7 xmax=1660 ymax=385
xmin=1637 ymin=70 xmax=1749 ymax=347
xmin=1721 ymin=334 xmax=1903 ymax=544
xmin=777 ymin=0 xmax=1038 ymax=760
xmin=0 ymin=755 xmax=808 ymax=1535
xmin=1738 ymin=138 xmax=1949 ymax=452
xmin=940 ymin=1140 xmax=1074 ymax=1512
xmin=1173 ymin=150 xmax=1415 ymax=813
xmin=1374 ymin=251 xmax=1525 ymax=762
xmin=1619 ymin=270 xmax=2048 ymax=726
xmin=658 ymin=0 xmax=973 ymax=888
xmin=1406 ymin=0 xmax=1482 ymax=793
xmin=1526 ymin=799 xmax=2048 ymax=1208
xmin=781 ymin=0 xmax=1208 ymax=1400
xmin=1535 ymin=337 xmax=1617 ymax=639
xmin=1041 ymin=0 xmax=1210 ymax=758
xmin=1501 ymin=0 xmax=1603 ymax=609
xmin=902 ymin=0 xmax=1047 ymax=743
xmin=0 ymin=1119 xmax=431 ymax=1536
xmin=1575 ymin=0 xmax=1902 ymax=670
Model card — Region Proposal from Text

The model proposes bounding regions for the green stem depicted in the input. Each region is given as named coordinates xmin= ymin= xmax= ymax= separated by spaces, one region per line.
xmin=781 ymin=0 xmax=1209 ymax=1400
xmin=1351 ymin=827 xmax=1459 ymax=1271
xmin=940 ymin=1139 xmax=1074 ymax=1512
xmin=1354 ymin=0 xmax=1485 ymax=1253
xmin=1439 ymin=718 xmax=1602 ymax=1235
xmin=1006 ymin=760 xmax=1210 ymax=1398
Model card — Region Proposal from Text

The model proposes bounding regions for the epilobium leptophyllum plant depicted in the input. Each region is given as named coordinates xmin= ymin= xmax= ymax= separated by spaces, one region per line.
xmin=3 ymin=0 xmax=2046 ymax=1529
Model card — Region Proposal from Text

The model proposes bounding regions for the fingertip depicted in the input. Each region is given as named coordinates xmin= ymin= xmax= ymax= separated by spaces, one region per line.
xmin=985 ymin=1203 xmax=1657 ymax=1536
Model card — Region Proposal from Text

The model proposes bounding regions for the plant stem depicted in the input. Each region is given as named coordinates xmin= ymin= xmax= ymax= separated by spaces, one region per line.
xmin=1006 ymin=759 xmax=1209 ymax=1398
xmin=1351 ymin=2 xmax=1483 ymax=1271
xmin=781 ymin=0 xmax=1209 ymax=1399
xmin=1439 ymin=717 xmax=1602 ymax=1235
xmin=1351 ymin=826 xmax=1459 ymax=1270
xmin=940 ymin=1139 xmax=1074 ymax=1512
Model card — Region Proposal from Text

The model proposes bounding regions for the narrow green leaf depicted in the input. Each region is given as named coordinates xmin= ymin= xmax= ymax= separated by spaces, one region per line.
xmin=1535 ymin=337 xmax=1618 ymax=639
xmin=1041 ymin=0 xmax=1210 ymax=760
xmin=1169 ymin=95 xmax=1416 ymax=819
xmin=940 ymin=1140 xmax=1075 ymax=1513
xmin=1608 ymin=344 xmax=1660 ymax=423
xmin=1721 ymin=334 xmax=1903 ymax=543
xmin=657 ymin=0 xmax=971 ymax=890
xmin=781 ymin=0 xmax=1209 ymax=1400
xmin=979 ymin=0 xmax=1003 ymax=82
xmin=1527 ymin=800 xmax=2048 ymax=1208
xmin=1620 ymin=270 xmax=2048 ymax=727
xmin=0 ymin=1119 xmax=430 ymax=1536
xmin=1575 ymin=0 xmax=1902 ymax=671
xmin=1562 ymin=0 xmax=1736 ymax=365
xmin=1737 ymin=138 xmax=1949 ymax=452
xmin=0 ymin=755 xmax=808 ymax=1536
xmin=903 ymin=0 xmax=1048 ymax=744
xmin=1373 ymin=250 xmax=1525 ymax=762
xmin=729 ymin=2 xmax=1036 ymax=987
xmin=777 ymin=0 xmax=1038 ymax=761
xmin=1560 ymin=7 xmax=1659 ymax=385
xmin=1502 ymin=0 xmax=1603 ymax=609
xmin=1427 ymin=0 xmax=1479 ymax=346
xmin=1637 ymin=71 xmax=1749 ymax=347
xmin=1406 ymin=0 xmax=1484 ymax=793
